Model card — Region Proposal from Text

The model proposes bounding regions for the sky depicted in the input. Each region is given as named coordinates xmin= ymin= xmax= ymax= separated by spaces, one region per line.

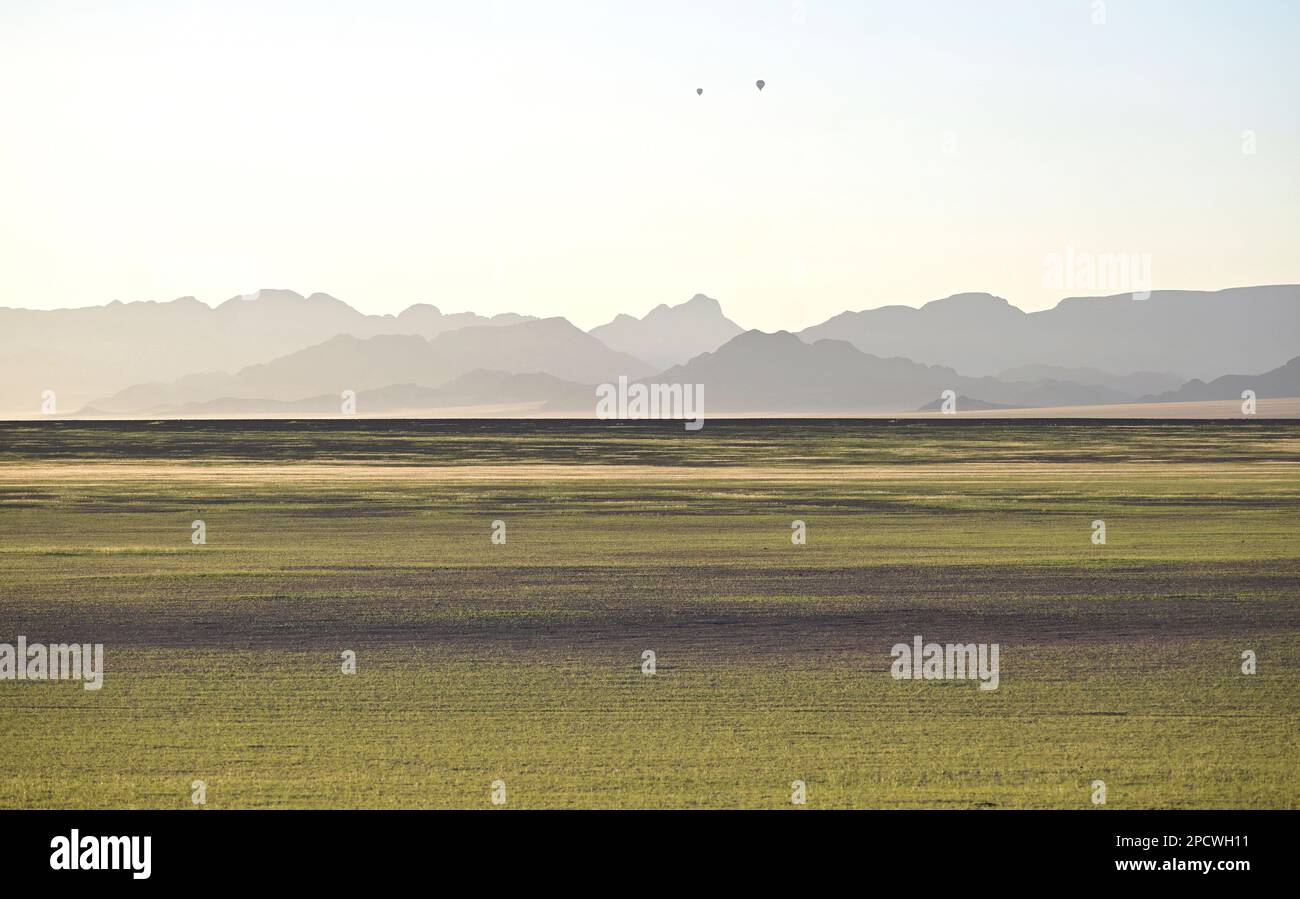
xmin=1 ymin=0 xmax=1297 ymax=331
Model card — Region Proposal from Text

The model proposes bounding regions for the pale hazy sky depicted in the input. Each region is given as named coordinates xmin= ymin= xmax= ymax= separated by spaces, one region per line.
xmin=1 ymin=0 xmax=1297 ymax=330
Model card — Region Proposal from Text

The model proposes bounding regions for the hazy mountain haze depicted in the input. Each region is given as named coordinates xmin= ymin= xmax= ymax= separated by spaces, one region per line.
xmin=78 ymin=315 xmax=653 ymax=414
xmin=589 ymin=294 xmax=744 ymax=369
xmin=800 ymin=286 xmax=1300 ymax=381
xmin=0 ymin=289 xmax=536 ymax=412
xmin=5 ymin=284 xmax=1297 ymax=417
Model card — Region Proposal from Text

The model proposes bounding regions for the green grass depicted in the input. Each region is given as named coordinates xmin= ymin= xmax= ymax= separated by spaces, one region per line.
xmin=0 ymin=421 xmax=1297 ymax=808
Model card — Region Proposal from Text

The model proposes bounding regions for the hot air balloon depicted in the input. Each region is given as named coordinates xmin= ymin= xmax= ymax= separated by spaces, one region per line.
xmin=696 ymin=88 xmax=703 ymax=95
xmin=756 ymin=79 xmax=765 ymax=91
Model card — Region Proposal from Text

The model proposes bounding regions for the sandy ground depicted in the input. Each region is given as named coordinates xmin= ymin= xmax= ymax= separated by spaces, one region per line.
xmin=5 ymin=397 xmax=1300 ymax=421
xmin=894 ymin=397 xmax=1300 ymax=419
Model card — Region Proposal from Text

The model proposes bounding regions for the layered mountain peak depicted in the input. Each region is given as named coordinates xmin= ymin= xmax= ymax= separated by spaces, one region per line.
xmin=589 ymin=293 xmax=745 ymax=370
xmin=919 ymin=292 xmax=1020 ymax=315
xmin=305 ymin=291 xmax=353 ymax=308
xmin=725 ymin=328 xmax=803 ymax=350
xmin=397 ymin=302 xmax=442 ymax=318
xmin=520 ymin=315 xmax=587 ymax=336
xmin=671 ymin=293 xmax=725 ymax=313
xmin=216 ymin=288 xmax=308 ymax=308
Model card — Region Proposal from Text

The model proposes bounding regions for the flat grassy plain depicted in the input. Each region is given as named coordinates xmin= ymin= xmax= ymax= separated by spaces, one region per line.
xmin=0 ymin=420 xmax=1297 ymax=808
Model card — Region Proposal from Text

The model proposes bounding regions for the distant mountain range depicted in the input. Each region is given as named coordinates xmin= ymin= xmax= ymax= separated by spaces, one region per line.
xmin=2 ymin=284 xmax=1297 ymax=417
xmin=993 ymin=365 xmax=1184 ymax=398
xmin=590 ymin=294 xmax=744 ymax=369
xmin=85 ymin=318 xmax=648 ymax=414
xmin=648 ymin=331 xmax=1196 ymax=413
xmin=0 ymin=289 xmax=534 ymax=412
xmin=800 ymin=286 xmax=1300 ymax=381
xmin=1146 ymin=355 xmax=1300 ymax=404
xmin=138 ymin=371 xmax=592 ymax=417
